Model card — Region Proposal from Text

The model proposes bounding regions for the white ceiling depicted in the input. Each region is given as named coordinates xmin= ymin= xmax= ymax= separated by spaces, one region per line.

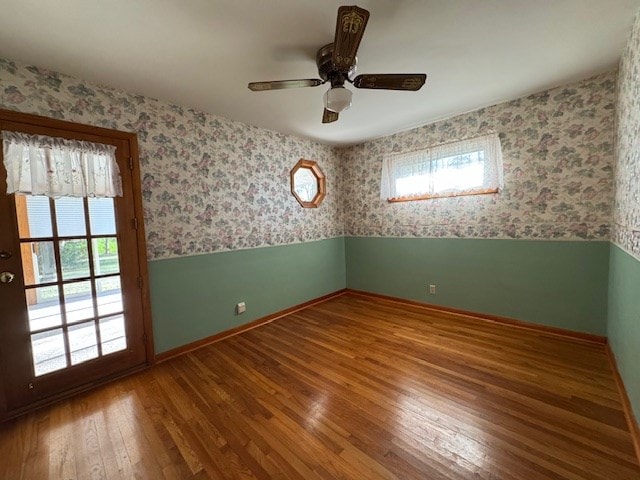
xmin=0 ymin=0 xmax=638 ymax=146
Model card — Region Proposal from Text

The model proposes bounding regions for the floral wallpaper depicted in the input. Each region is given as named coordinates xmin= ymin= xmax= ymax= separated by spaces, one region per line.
xmin=0 ymin=58 xmax=343 ymax=260
xmin=0 ymin=56 xmax=618 ymax=260
xmin=615 ymin=13 xmax=640 ymax=261
xmin=340 ymin=72 xmax=616 ymax=241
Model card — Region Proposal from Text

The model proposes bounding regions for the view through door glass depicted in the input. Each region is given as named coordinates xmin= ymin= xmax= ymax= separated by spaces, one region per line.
xmin=17 ymin=195 xmax=128 ymax=376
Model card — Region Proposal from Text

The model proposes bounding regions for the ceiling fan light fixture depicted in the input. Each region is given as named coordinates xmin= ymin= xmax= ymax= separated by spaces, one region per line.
xmin=324 ymin=86 xmax=352 ymax=113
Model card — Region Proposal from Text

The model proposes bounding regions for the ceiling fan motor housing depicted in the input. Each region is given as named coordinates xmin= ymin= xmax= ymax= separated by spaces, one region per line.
xmin=316 ymin=43 xmax=357 ymax=87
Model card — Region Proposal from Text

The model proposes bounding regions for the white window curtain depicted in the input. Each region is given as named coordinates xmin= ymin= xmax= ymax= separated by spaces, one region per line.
xmin=380 ymin=133 xmax=503 ymax=200
xmin=2 ymin=131 xmax=122 ymax=198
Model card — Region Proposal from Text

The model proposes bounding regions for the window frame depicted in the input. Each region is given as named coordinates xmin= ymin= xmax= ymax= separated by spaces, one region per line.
xmin=290 ymin=159 xmax=326 ymax=208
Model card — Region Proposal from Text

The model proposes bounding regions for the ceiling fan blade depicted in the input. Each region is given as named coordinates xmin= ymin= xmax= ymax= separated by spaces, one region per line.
xmin=248 ymin=79 xmax=323 ymax=91
xmin=352 ymin=74 xmax=427 ymax=91
xmin=322 ymin=109 xmax=339 ymax=123
xmin=332 ymin=5 xmax=370 ymax=71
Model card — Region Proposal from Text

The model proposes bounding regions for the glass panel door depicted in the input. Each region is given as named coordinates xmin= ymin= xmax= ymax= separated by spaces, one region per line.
xmin=0 ymin=118 xmax=151 ymax=418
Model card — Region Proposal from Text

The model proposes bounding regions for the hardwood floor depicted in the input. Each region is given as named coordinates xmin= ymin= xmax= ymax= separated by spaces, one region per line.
xmin=1 ymin=293 xmax=638 ymax=479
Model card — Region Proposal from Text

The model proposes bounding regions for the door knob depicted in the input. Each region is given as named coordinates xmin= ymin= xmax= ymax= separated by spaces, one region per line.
xmin=0 ymin=271 xmax=16 ymax=283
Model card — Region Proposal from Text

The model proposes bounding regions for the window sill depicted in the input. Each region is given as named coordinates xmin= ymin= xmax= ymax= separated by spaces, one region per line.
xmin=387 ymin=188 xmax=499 ymax=203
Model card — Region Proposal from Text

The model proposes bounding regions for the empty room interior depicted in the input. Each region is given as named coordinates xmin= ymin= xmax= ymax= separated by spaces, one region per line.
xmin=1 ymin=1 xmax=640 ymax=479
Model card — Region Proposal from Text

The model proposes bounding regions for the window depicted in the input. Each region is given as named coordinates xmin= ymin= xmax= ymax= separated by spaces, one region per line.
xmin=290 ymin=159 xmax=326 ymax=208
xmin=380 ymin=133 xmax=503 ymax=202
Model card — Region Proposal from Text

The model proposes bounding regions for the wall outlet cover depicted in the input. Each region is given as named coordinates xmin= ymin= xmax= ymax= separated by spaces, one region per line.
xmin=236 ymin=302 xmax=246 ymax=314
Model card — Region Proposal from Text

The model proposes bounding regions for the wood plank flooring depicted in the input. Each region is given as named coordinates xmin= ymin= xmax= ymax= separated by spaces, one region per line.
xmin=1 ymin=293 xmax=639 ymax=479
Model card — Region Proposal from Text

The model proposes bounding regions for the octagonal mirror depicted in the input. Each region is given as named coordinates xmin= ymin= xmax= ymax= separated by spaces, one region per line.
xmin=290 ymin=159 xmax=326 ymax=208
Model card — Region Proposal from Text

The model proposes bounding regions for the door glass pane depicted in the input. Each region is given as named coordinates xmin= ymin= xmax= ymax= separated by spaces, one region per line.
xmin=68 ymin=322 xmax=98 ymax=365
xmin=31 ymin=329 xmax=67 ymax=376
xmin=55 ymin=197 xmax=86 ymax=237
xmin=99 ymin=315 xmax=127 ymax=355
xmin=60 ymin=239 xmax=90 ymax=280
xmin=92 ymin=238 xmax=119 ymax=275
xmin=20 ymin=241 xmax=57 ymax=285
xmin=63 ymin=281 xmax=94 ymax=324
xmin=96 ymin=276 xmax=122 ymax=316
xmin=27 ymin=285 xmax=62 ymax=331
xmin=16 ymin=195 xmax=52 ymax=238
xmin=88 ymin=198 xmax=116 ymax=235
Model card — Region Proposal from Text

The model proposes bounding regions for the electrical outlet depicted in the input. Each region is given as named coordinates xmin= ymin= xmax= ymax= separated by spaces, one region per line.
xmin=236 ymin=302 xmax=246 ymax=314
xmin=429 ymin=284 xmax=436 ymax=295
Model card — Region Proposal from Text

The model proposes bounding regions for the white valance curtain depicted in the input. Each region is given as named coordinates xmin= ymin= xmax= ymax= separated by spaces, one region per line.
xmin=380 ymin=133 xmax=503 ymax=200
xmin=2 ymin=131 xmax=122 ymax=198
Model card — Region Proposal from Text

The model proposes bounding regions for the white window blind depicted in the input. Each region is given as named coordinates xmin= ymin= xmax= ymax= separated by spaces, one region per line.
xmin=2 ymin=131 xmax=122 ymax=198
xmin=380 ymin=133 xmax=503 ymax=201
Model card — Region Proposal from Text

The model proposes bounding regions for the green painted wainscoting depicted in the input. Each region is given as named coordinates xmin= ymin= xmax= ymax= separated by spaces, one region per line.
xmin=345 ymin=237 xmax=610 ymax=335
xmin=148 ymin=237 xmax=346 ymax=353
xmin=608 ymin=244 xmax=640 ymax=424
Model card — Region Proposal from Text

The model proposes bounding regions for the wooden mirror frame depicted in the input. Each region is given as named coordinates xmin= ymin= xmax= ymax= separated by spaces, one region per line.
xmin=290 ymin=159 xmax=326 ymax=208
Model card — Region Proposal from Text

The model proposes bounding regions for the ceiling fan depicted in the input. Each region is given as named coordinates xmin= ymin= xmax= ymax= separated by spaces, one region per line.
xmin=248 ymin=5 xmax=427 ymax=124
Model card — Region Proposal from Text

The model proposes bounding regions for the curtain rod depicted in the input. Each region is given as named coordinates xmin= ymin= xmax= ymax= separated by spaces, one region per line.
xmin=384 ymin=131 xmax=501 ymax=159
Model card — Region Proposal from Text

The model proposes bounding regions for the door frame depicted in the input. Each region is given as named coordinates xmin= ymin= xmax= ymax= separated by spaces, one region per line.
xmin=0 ymin=108 xmax=154 ymax=420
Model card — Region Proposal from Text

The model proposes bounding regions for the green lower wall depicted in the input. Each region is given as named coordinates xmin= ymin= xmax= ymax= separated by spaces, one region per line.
xmin=149 ymin=235 xmax=611 ymax=350
xmin=148 ymin=237 xmax=346 ymax=353
xmin=607 ymin=244 xmax=640 ymax=424
xmin=345 ymin=237 xmax=610 ymax=335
